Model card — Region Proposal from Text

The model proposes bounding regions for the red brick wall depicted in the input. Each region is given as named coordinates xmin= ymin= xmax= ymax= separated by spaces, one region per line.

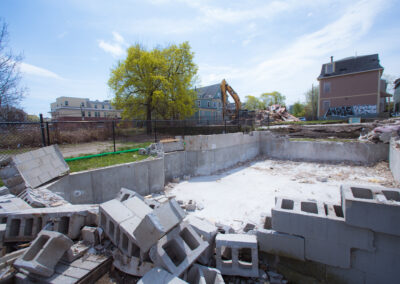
xmin=318 ymin=70 xmax=380 ymax=116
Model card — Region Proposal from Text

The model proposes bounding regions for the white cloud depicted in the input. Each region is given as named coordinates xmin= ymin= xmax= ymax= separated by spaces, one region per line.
xmin=20 ymin=63 xmax=62 ymax=79
xmin=98 ymin=32 xmax=126 ymax=57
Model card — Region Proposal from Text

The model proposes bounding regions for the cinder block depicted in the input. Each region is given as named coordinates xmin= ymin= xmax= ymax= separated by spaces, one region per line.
xmin=341 ymin=184 xmax=400 ymax=236
xmin=257 ymin=228 xmax=305 ymax=261
xmin=14 ymin=230 xmax=73 ymax=277
xmin=215 ymin=233 xmax=258 ymax=277
xmin=112 ymin=248 xmax=154 ymax=277
xmin=134 ymin=199 xmax=186 ymax=252
xmin=122 ymin=195 xmax=152 ymax=219
xmin=4 ymin=205 xmax=98 ymax=242
xmin=115 ymin=187 xmax=144 ymax=202
xmin=138 ymin=267 xmax=188 ymax=284
xmin=0 ymin=194 xmax=31 ymax=213
xmin=99 ymin=199 xmax=136 ymax=246
xmin=118 ymin=216 xmax=142 ymax=257
xmin=81 ymin=226 xmax=101 ymax=246
xmin=0 ymin=186 xmax=10 ymax=196
xmin=149 ymin=221 xmax=209 ymax=276
xmin=305 ymin=238 xmax=351 ymax=268
xmin=187 ymin=264 xmax=225 ymax=284
xmin=186 ymin=216 xmax=218 ymax=265
xmin=17 ymin=187 xmax=70 ymax=208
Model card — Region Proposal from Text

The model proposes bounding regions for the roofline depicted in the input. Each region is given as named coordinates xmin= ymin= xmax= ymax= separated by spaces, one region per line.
xmin=317 ymin=68 xmax=383 ymax=80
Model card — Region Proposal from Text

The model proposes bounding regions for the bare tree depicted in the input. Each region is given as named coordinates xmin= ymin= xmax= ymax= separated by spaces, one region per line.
xmin=0 ymin=20 xmax=26 ymax=121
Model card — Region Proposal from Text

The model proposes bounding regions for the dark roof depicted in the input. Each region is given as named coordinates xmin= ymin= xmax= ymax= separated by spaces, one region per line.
xmin=196 ymin=83 xmax=221 ymax=99
xmin=318 ymin=54 xmax=383 ymax=79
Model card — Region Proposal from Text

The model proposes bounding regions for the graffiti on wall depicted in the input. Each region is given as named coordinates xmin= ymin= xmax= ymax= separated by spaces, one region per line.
xmin=325 ymin=104 xmax=376 ymax=117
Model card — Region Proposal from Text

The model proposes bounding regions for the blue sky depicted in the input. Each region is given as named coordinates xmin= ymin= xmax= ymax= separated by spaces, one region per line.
xmin=1 ymin=0 xmax=399 ymax=116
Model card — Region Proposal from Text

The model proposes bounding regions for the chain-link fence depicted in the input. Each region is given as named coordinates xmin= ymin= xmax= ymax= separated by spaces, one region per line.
xmin=0 ymin=118 xmax=255 ymax=160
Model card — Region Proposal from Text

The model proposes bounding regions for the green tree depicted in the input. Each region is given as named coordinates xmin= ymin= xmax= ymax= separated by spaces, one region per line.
xmin=108 ymin=42 xmax=198 ymax=133
xmin=244 ymin=95 xmax=264 ymax=110
xmin=260 ymin=91 xmax=286 ymax=107
xmin=304 ymin=85 xmax=319 ymax=120
xmin=292 ymin=101 xmax=306 ymax=117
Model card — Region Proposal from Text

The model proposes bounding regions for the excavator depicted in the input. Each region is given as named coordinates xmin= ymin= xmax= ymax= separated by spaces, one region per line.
xmin=220 ymin=79 xmax=241 ymax=120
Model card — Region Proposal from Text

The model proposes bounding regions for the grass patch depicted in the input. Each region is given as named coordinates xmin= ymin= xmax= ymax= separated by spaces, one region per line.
xmin=67 ymin=152 xmax=148 ymax=173
xmin=289 ymin=138 xmax=358 ymax=143
xmin=270 ymin=119 xmax=347 ymax=126
xmin=115 ymin=141 xmax=152 ymax=152
xmin=0 ymin=179 xmax=3 ymax=187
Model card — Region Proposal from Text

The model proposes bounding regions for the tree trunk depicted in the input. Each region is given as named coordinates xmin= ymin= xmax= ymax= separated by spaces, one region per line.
xmin=146 ymin=105 xmax=152 ymax=135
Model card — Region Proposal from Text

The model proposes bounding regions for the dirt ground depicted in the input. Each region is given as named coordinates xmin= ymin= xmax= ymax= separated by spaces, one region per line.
xmin=166 ymin=158 xmax=398 ymax=231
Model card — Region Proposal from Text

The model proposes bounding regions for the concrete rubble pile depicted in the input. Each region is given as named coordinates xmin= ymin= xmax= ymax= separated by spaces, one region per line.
xmin=359 ymin=120 xmax=400 ymax=143
xmin=256 ymin=105 xmax=300 ymax=124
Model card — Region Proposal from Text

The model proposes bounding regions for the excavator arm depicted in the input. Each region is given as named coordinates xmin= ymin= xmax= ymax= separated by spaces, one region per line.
xmin=220 ymin=79 xmax=241 ymax=120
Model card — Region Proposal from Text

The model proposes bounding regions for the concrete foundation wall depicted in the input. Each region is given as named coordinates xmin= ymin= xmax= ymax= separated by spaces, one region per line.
xmin=389 ymin=138 xmax=400 ymax=183
xmin=48 ymin=158 xmax=164 ymax=204
xmin=260 ymin=132 xmax=389 ymax=164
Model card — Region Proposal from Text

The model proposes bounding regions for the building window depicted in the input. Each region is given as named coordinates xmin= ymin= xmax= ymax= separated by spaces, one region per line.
xmin=323 ymin=100 xmax=330 ymax=111
xmin=95 ymin=105 xmax=97 ymax=109
xmin=109 ymin=105 xmax=112 ymax=109
xmin=65 ymin=101 xmax=68 ymax=106
xmin=213 ymin=102 xmax=216 ymax=108
xmin=325 ymin=63 xmax=334 ymax=74
xmin=104 ymin=112 xmax=107 ymax=117
xmin=102 ymin=105 xmax=105 ymax=109
xmin=197 ymin=101 xmax=200 ymax=107
xmin=324 ymin=82 xmax=331 ymax=93
xmin=88 ymin=112 xmax=91 ymax=117
xmin=207 ymin=101 xmax=210 ymax=107
xmin=81 ymin=102 xmax=84 ymax=107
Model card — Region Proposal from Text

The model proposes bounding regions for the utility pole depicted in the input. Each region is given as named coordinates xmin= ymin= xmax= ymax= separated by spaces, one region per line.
xmin=311 ymin=83 xmax=314 ymax=120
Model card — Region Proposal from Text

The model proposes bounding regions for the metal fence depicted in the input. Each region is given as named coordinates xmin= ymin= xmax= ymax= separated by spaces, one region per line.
xmin=0 ymin=117 xmax=255 ymax=160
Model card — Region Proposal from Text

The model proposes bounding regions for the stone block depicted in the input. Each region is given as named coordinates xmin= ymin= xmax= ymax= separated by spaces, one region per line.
xmin=150 ymin=221 xmax=209 ymax=276
xmin=115 ymin=187 xmax=144 ymax=202
xmin=112 ymin=248 xmax=154 ymax=277
xmin=12 ymin=145 xmax=69 ymax=189
xmin=4 ymin=205 xmax=98 ymax=242
xmin=186 ymin=216 xmax=218 ymax=265
xmin=187 ymin=264 xmax=225 ymax=284
xmin=134 ymin=199 xmax=185 ymax=252
xmin=257 ymin=228 xmax=305 ymax=261
xmin=215 ymin=233 xmax=259 ymax=277
xmin=341 ymin=184 xmax=400 ymax=236
xmin=138 ymin=267 xmax=188 ymax=284
xmin=81 ymin=226 xmax=101 ymax=245
xmin=14 ymin=230 xmax=73 ymax=277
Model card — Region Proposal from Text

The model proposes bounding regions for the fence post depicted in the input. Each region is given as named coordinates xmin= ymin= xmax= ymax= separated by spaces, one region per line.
xmin=154 ymin=119 xmax=157 ymax=143
xmin=182 ymin=120 xmax=185 ymax=138
xmin=224 ymin=119 xmax=227 ymax=133
xmin=39 ymin=113 xmax=46 ymax=147
xmin=46 ymin=122 xmax=50 ymax=146
xmin=112 ymin=120 xmax=116 ymax=152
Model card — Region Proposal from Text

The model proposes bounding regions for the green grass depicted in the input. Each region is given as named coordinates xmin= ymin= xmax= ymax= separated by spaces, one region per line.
xmin=270 ymin=119 xmax=347 ymax=126
xmin=0 ymin=179 xmax=4 ymax=187
xmin=289 ymin=138 xmax=358 ymax=143
xmin=67 ymin=152 xmax=148 ymax=173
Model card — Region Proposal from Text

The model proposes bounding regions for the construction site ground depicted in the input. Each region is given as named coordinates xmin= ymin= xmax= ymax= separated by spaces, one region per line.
xmin=166 ymin=158 xmax=397 ymax=231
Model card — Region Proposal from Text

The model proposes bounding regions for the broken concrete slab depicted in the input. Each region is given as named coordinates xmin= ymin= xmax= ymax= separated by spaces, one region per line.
xmin=134 ymin=199 xmax=186 ymax=252
xmin=3 ymin=204 xmax=98 ymax=242
xmin=187 ymin=264 xmax=225 ymax=284
xmin=0 ymin=186 xmax=10 ymax=196
xmin=257 ymin=228 xmax=305 ymax=261
xmin=17 ymin=187 xmax=70 ymax=208
xmin=0 ymin=194 xmax=31 ymax=213
xmin=215 ymin=233 xmax=259 ymax=277
xmin=115 ymin=187 xmax=144 ymax=202
xmin=138 ymin=267 xmax=188 ymax=284
xmin=112 ymin=248 xmax=154 ymax=277
xmin=14 ymin=230 xmax=73 ymax=277
xmin=62 ymin=241 xmax=90 ymax=262
xmin=186 ymin=216 xmax=218 ymax=266
xmin=81 ymin=226 xmax=102 ymax=246
xmin=149 ymin=221 xmax=209 ymax=276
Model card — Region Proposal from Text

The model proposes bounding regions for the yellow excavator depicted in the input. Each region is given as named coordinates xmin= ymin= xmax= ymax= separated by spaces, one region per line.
xmin=220 ymin=79 xmax=241 ymax=120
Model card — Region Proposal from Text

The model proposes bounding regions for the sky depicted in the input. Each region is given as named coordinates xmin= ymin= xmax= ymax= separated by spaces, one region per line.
xmin=1 ymin=0 xmax=400 ymax=116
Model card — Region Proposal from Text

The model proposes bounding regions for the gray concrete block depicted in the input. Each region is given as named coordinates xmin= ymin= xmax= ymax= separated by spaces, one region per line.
xmin=134 ymin=199 xmax=186 ymax=252
xmin=138 ymin=267 xmax=188 ymax=284
xmin=4 ymin=205 xmax=98 ymax=242
xmin=0 ymin=186 xmax=10 ymax=196
xmin=215 ymin=233 xmax=259 ymax=277
xmin=62 ymin=241 xmax=90 ymax=262
xmin=14 ymin=230 xmax=73 ymax=277
xmin=116 ymin=187 xmax=143 ymax=202
xmin=150 ymin=221 xmax=209 ymax=276
xmin=186 ymin=216 xmax=218 ymax=265
xmin=18 ymin=187 xmax=70 ymax=208
xmin=257 ymin=228 xmax=305 ymax=261
xmin=112 ymin=248 xmax=154 ymax=277
xmin=13 ymin=145 xmax=69 ymax=189
xmin=341 ymin=184 xmax=400 ymax=236
xmin=81 ymin=226 xmax=101 ymax=246
xmin=305 ymin=238 xmax=351 ymax=268
xmin=187 ymin=264 xmax=225 ymax=284
xmin=162 ymin=140 xmax=185 ymax=153
xmin=0 ymin=194 xmax=31 ymax=213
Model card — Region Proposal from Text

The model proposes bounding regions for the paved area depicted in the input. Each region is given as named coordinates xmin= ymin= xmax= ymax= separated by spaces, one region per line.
xmin=166 ymin=159 xmax=398 ymax=231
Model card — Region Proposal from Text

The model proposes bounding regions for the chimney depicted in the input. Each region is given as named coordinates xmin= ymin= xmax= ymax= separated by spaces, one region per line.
xmin=330 ymin=56 xmax=333 ymax=63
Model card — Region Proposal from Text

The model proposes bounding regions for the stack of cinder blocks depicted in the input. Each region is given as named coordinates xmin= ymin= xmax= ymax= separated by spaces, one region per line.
xmin=0 ymin=145 xmax=69 ymax=195
xmin=260 ymin=184 xmax=400 ymax=283
xmin=100 ymin=188 xmax=211 ymax=278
